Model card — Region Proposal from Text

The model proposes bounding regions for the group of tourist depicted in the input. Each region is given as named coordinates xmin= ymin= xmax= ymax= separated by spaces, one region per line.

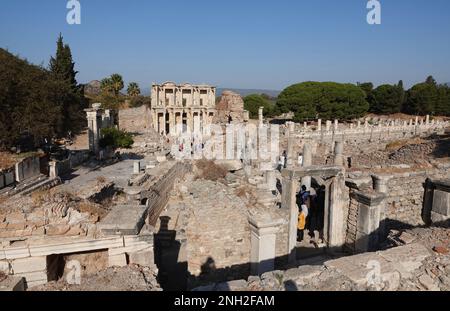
xmin=297 ymin=185 xmax=325 ymax=244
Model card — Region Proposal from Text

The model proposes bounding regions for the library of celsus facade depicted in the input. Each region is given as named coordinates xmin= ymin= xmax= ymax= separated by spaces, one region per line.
xmin=150 ymin=82 xmax=216 ymax=136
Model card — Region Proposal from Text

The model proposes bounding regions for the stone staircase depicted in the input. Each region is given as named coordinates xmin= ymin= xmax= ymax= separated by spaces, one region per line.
xmin=4 ymin=175 xmax=61 ymax=197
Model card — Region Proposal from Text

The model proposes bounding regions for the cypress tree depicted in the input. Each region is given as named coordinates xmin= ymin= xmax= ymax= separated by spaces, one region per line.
xmin=49 ymin=34 xmax=86 ymax=136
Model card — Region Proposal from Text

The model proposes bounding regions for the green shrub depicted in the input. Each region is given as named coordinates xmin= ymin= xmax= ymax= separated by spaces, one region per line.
xmin=99 ymin=127 xmax=134 ymax=149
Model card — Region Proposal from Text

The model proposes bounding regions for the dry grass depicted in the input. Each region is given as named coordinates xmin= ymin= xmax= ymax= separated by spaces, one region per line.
xmin=0 ymin=196 xmax=7 ymax=206
xmin=0 ymin=152 xmax=17 ymax=170
xmin=235 ymin=187 xmax=248 ymax=198
xmin=31 ymin=189 xmax=50 ymax=206
xmin=0 ymin=151 xmax=44 ymax=170
xmin=77 ymin=201 xmax=107 ymax=220
xmin=195 ymin=159 xmax=228 ymax=182
xmin=96 ymin=176 xmax=106 ymax=184
xmin=31 ymin=189 xmax=74 ymax=208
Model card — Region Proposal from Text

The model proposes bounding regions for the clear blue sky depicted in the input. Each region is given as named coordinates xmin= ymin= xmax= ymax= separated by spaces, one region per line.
xmin=1 ymin=0 xmax=450 ymax=90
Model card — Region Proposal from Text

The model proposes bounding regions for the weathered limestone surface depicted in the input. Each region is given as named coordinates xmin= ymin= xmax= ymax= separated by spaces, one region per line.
xmin=188 ymin=181 xmax=250 ymax=275
xmin=192 ymin=243 xmax=432 ymax=291
xmin=119 ymin=105 xmax=153 ymax=133
xmin=249 ymin=215 xmax=284 ymax=276
xmin=215 ymin=90 xmax=248 ymax=123
xmin=384 ymin=168 xmax=450 ymax=227
xmin=15 ymin=156 xmax=40 ymax=183
xmin=144 ymin=162 xmax=191 ymax=226
xmin=99 ymin=205 xmax=148 ymax=235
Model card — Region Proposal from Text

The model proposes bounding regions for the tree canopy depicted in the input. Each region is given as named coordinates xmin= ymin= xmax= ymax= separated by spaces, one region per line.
xmin=101 ymin=73 xmax=124 ymax=97
xmin=127 ymin=82 xmax=141 ymax=97
xmin=402 ymin=76 xmax=450 ymax=116
xmin=368 ymin=83 xmax=404 ymax=114
xmin=243 ymin=94 xmax=275 ymax=119
xmin=276 ymin=82 xmax=369 ymax=122
xmin=48 ymin=34 xmax=87 ymax=134
xmin=0 ymin=35 xmax=86 ymax=150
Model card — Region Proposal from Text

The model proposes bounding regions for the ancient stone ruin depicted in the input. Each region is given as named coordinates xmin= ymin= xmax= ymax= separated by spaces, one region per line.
xmin=1 ymin=93 xmax=450 ymax=292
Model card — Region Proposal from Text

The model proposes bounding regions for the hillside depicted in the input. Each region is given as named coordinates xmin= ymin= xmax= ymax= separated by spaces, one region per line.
xmin=0 ymin=46 xmax=86 ymax=150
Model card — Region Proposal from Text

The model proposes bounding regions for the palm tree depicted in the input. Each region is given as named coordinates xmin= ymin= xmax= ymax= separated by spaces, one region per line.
xmin=127 ymin=82 xmax=141 ymax=97
xmin=110 ymin=73 xmax=124 ymax=96
xmin=100 ymin=77 xmax=114 ymax=95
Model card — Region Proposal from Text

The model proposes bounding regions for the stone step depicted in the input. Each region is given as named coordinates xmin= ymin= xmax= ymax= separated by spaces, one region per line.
xmin=20 ymin=178 xmax=61 ymax=196
xmin=4 ymin=175 xmax=47 ymax=196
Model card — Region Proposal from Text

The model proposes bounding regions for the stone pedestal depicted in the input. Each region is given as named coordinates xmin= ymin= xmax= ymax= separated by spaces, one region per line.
xmin=317 ymin=119 xmax=322 ymax=131
xmin=49 ymin=161 xmax=58 ymax=178
xmin=265 ymin=170 xmax=277 ymax=191
xmin=350 ymin=191 xmax=386 ymax=253
xmin=133 ymin=161 xmax=141 ymax=175
xmin=249 ymin=216 xmax=283 ymax=276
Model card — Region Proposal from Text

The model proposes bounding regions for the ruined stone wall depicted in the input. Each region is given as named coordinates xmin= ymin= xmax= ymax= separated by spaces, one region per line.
xmin=0 ymin=168 xmax=15 ymax=190
xmin=384 ymin=165 xmax=450 ymax=228
xmin=183 ymin=180 xmax=251 ymax=283
xmin=345 ymin=194 xmax=359 ymax=251
xmin=118 ymin=106 xmax=152 ymax=133
xmin=15 ymin=156 xmax=40 ymax=182
xmin=145 ymin=162 xmax=192 ymax=226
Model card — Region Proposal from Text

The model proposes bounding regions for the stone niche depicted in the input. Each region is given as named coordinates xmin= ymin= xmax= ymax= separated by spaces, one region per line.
xmin=423 ymin=179 xmax=450 ymax=224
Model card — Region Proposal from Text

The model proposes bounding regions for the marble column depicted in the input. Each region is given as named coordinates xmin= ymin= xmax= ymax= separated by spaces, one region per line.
xmin=286 ymin=136 xmax=295 ymax=167
xmin=333 ymin=141 xmax=345 ymax=166
xmin=281 ymin=175 xmax=298 ymax=263
xmin=301 ymin=143 xmax=312 ymax=189
xmin=85 ymin=103 xmax=103 ymax=154
xmin=328 ymin=173 xmax=347 ymax=249
xmin=326 ymin=120 xmax=331 ymax=132
xmin=258 ymin=107 xmax=264 ymax=127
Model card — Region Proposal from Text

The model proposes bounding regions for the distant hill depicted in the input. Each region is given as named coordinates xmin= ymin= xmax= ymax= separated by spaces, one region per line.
xmin=84 ymin=80 xmax=101 ymax=96
xmin=140 ymin=87 xmax=280 ymax=98
xmin=217 ymin=88 xmax=280 ymax=98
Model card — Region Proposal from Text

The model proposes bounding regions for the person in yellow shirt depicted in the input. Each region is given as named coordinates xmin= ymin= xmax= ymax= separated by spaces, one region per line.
xmin=297 ymin=204 xmax=308 ymax=242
